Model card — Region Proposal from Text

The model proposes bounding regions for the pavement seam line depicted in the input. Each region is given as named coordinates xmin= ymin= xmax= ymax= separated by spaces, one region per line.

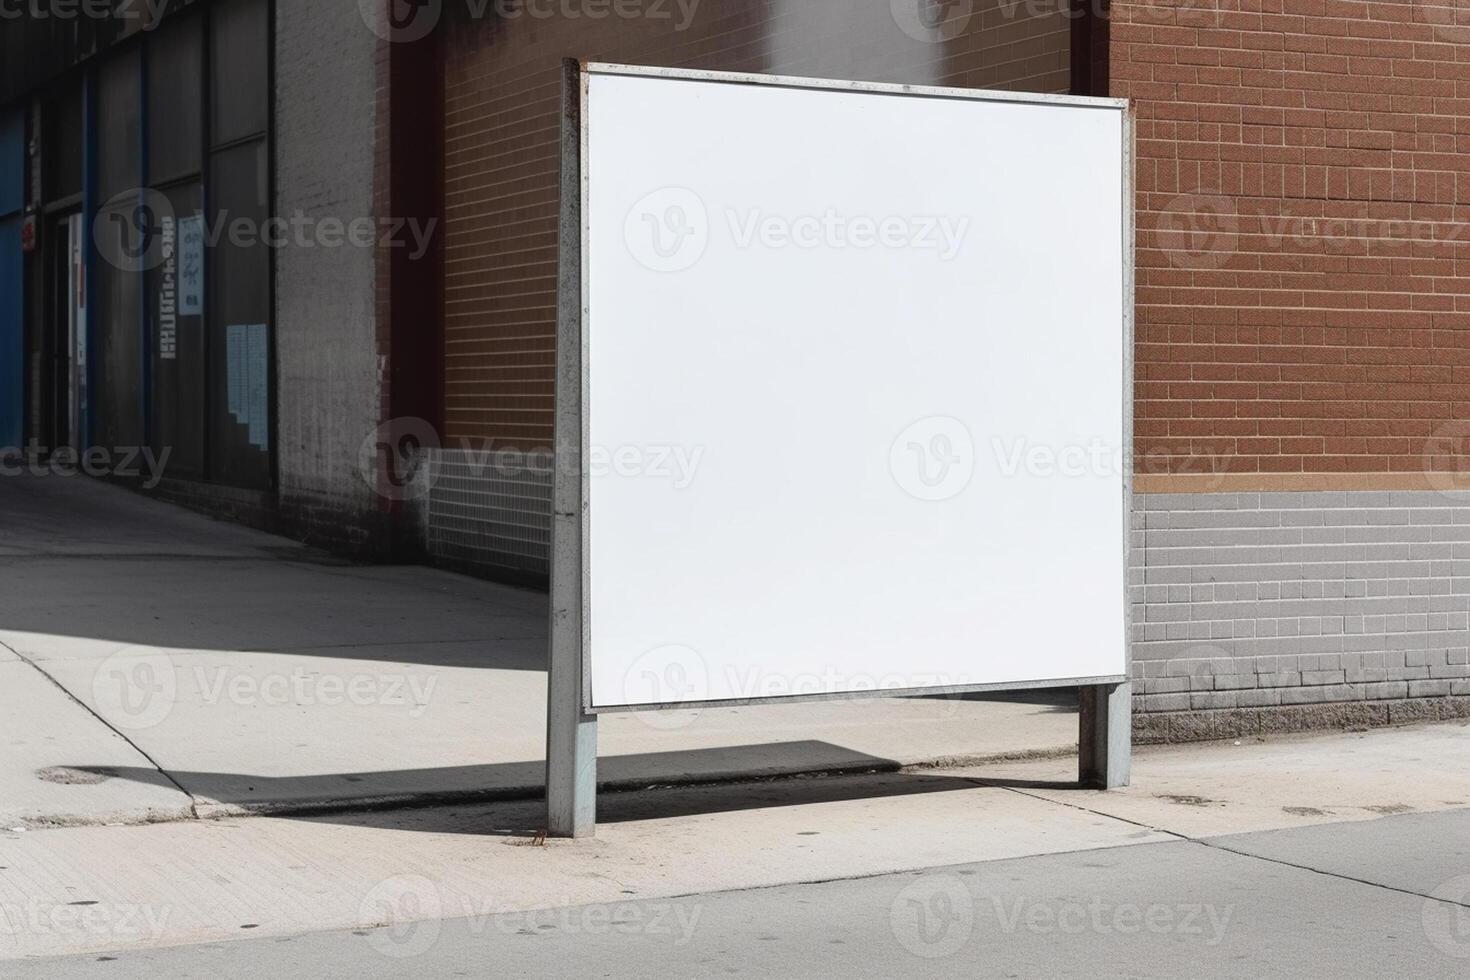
xmin=993 ymin=780 xmax=1470 ymax=912
xmin=987 ymin=783 xmax=1195 ymax=842
xmin=1192 ymin=836 xmax=1470 ymax=911
xmin=0 ymin=637 xmax=202 ymax=820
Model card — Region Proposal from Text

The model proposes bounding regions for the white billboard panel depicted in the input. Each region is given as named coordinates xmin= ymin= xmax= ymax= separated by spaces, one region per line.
xmin=575 ymin=65 xmax=1130 ymax=710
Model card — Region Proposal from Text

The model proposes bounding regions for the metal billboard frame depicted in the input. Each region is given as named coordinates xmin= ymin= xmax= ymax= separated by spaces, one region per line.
xmin=548 ymin=60 xmax=1135 ymax=837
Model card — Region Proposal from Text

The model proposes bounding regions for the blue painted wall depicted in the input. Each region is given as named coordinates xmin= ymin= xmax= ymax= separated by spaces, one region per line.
xmin=0 ymin=109 xmax=24 ymax=451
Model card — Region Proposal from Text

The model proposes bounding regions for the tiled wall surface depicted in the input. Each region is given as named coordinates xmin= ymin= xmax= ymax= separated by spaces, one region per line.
xmin=424 ymin=449 xmax=553 ymax=582
xmin=1133 ymin=490 xmax=1470 ymax=715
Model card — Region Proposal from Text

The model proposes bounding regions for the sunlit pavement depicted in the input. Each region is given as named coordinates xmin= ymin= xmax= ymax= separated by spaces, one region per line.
xmin=0 ymin=720 xmax=1467 ymax=966
xmin=3 ymin=750 xmax=1469 ymax=977
xmin=0 ymin=473 xmax=1076 ymax=828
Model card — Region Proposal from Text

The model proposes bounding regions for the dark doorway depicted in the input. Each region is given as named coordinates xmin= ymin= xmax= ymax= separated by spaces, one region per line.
xmin=39 ymin=211 xmax=85 ymax=455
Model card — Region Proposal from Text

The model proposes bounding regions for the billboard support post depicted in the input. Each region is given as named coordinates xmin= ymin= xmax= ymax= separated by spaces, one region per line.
xmin=1078 ymin=103 xmax=1135 ymax=793
xmin=1079 ymin=682 xmax=1132 ymax=789
xmin=547 ymin=58 xmax=596 ymax=838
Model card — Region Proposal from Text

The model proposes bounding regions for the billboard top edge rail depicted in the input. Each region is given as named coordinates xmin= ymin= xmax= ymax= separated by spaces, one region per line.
xmin=580 ymin=61 xmax=1130 ymax=113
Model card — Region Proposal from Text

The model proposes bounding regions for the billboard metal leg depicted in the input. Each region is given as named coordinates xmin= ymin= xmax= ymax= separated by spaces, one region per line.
xmin=1079 ymin=681 xmax=1131 ymax=789
xmin=547 ymin=58 xmax=596 ymax=839
xmin=546 ymin=653 xmax=596 ymax=838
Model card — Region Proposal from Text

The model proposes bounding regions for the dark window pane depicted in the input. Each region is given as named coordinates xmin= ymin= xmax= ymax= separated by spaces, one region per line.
xmin=95 ymin=48 xmax=144 ymax=451
xmin=0 ymin=110 xmax=21 ymax=216
xmin=93 ymin=199 xmax=144 ymax=452
xmin=45 ymin=82 xmax=84 ymax=203
xmin=98 ymin=48 xmax=141 ymax=200
xmin=207 ymin=138 xmax=270 ymax=489
xmin=147 ymin=13 xmax=203 ymax=184
xmin=210 ymin=0 xmax=268 ymax=147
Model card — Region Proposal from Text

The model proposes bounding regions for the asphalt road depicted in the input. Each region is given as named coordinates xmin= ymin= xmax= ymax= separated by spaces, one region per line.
xmin=12 ymin=808 xmax=1470 ymax=979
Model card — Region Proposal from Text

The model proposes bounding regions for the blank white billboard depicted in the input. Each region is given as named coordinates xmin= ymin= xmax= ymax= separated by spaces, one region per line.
xmin=575 ymin=65 xmax=1130 ymax=710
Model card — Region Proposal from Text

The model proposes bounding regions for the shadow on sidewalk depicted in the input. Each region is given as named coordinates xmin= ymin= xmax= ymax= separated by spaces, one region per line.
xmin=68 ymin=739 xmax=1082 ymax=837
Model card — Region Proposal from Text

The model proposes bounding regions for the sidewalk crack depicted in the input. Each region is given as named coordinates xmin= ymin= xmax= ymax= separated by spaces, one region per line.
xmin=989 ymin=781 xmax=1470 ymax=911
xmin=1194 ymin=837 xmax=1470 ymax=910
xmin=0 ymin=637 xmax=201 ymax=819
xmin=989 ymin=783 xmax=1194 ymax=842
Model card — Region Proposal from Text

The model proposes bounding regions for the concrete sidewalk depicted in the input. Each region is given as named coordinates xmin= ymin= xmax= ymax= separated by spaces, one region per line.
xmin=0 ymin=473 xmax=1078 ymax=828
xmin=0 ymin=721 xmax=1466 ymax=963
xmin=18 ymin=808 xmax=1470 ymax=978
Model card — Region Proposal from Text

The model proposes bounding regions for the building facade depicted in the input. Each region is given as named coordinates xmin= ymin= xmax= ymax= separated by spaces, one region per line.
xmin=1 ymin=0 xmax=1467 ymax=736
xmin=1119 ymin=0 xmax=1470 ymax=737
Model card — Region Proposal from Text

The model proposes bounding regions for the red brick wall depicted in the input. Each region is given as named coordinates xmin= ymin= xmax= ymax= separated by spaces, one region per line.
xmin=1116 ymin=0 xmax=1470 ymax=484
xmin=441 ymin=0 xmax=1074 ymax=449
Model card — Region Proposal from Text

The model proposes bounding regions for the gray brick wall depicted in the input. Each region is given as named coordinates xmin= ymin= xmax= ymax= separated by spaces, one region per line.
xmin=424 ymin=449 xmax=552 ymax=584
xmin=417 ymin=476 xmax=1470 ymax=724
xmin=1132 ymin=490 xmax=1470 ymax=715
